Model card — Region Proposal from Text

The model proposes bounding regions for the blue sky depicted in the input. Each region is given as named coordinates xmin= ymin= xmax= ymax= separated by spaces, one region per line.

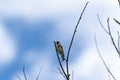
xmin=0 ymin=0 xmax=120 ymax=80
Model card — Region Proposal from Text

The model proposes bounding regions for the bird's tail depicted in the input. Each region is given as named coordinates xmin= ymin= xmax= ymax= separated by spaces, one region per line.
xmin=62 ymin=56 xmax=65 ymax=61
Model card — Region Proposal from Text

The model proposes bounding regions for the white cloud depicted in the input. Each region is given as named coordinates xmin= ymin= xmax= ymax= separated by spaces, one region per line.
xmin=0 ymin=0 xmax=83 ymax=18
xmin=0 ymin=22 xmax=17 ymax=68
xmin=0 ymin=0 xmax=119 ymax=18
xmin=69 ymin=48 xmax=101 ymax=80
xmin=7 ymin=0 xmax=120 ymax=80
xmin=69 ymin=40 xmax=120 ymax=80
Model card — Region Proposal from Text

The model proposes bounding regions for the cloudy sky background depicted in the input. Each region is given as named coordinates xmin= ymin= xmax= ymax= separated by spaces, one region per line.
xmin=0 ymin=0 xmax=120 ymax=80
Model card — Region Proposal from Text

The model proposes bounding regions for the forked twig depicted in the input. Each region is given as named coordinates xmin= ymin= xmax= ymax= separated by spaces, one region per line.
xmin=97 ymin=15 xmax=109 ymax=34
xmin=54 ymin=1 xmax=89 ymax=80
xmin=94 ymin=34 xmax=116 ymax=80
xmin=107 ymin=18 xmax=120 ymax=57
xmin=66 ymin=2 xmax=89 ymax=79
xmin=97 ymin=15 xmax=120 ymax=57
xmin=16 ymin=65 xmax=27 ymax=80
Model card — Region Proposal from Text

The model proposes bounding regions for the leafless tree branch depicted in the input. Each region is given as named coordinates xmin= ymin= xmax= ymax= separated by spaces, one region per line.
xmin=23 ymin=65 xmax=27 ymax=80
xmin=114 ymin=18 xmax=120 ymax=25
xmin=54 ymin=1 xmax=89 ymax=80
xmin=54 ymin=41 xmax=68 ymax=80
xmin=97 ymin=15 xmax=120 ymax=57
xmin=66 ymin=2 xmax=89 ymax=79
xmin=107 ymin=18 xmax=120 ymax=57
xmin=97 ymin=15 xmax=109 ymax=34
xmin=36 ymin=66 xmax=43 ymax=80
xmin=117 ymin=31 xmax=120 ymax=52
xmin=94 ymin=34 xmax=116 ymax=80
xmin=16 ymin=74 xmax=22 ymax=80
xmin=58 ymin=67 xmax=66 ymax=80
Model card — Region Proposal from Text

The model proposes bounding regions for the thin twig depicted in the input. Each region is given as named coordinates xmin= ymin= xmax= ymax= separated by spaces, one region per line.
xmin=117 ymin=31 xmax=120 ymax=52
xmin=36 ymin=66 xmax=43 ymax=80
xmin=23 ymin=65 xmax=27 ymax=80
xmin=66 ymin=2 xmax=89 ymax=79
xmin=97 ymin=15 xmax=120 ymax=57
xmin=97 ymin=15 xmax=109 ymax=34
xmin=118 ymin=0 xmax=120 ymax=7
xmin=107 ymin=18 xmax=120 ymax=57
xmin=54 ymin=41 xmax=68 ymax=80
xmin=56 ymin=49 xmax=67 ymax=79
xmin=58 ymin=67 xmax=66 ymax=80
xmin=94 ymin=34 xmax=116 ymax=80
xmin=114 ymin=18 xmax=120 ymax=25
xmin=16 ymin=74 xmax=22 ymax=80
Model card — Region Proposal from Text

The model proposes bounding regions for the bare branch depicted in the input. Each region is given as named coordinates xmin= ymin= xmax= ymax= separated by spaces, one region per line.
xmin=58 ymin=67 xmax=66 ymax=80
xmin=36 ymin=66 xmax=43 ymax=80
xmin=117 ymin=31 xmax=120 ymax=52
xmin=66 ymin=2 xmax=89 ymax=79
xmin=23 ymin=65 xmax=27 ymax=80
xmin=54 ymin=41 xmax=68 ymax=80
xmin=114 ymin=18 xmax=120 ymax=25
xmin=97 ymin=15 xmax=120 ymax=57
xmin=94 ymin=34 xmax=116 ymax=80
xmin=97 ymin=14 xmax=109 ymax=34
xmin=16 ymin=74 xmax=22 ymax=80
xmin=107 ymin=18 xmax=120 ymax=57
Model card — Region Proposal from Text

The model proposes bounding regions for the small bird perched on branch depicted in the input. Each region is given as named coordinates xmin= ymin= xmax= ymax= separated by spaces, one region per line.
xmin=54 ymin=41 xmax=65 ymax=61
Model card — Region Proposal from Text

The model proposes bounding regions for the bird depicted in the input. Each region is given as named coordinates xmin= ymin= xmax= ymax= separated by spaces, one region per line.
xmin=54 ymin=41 xmax=65 ymax=61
